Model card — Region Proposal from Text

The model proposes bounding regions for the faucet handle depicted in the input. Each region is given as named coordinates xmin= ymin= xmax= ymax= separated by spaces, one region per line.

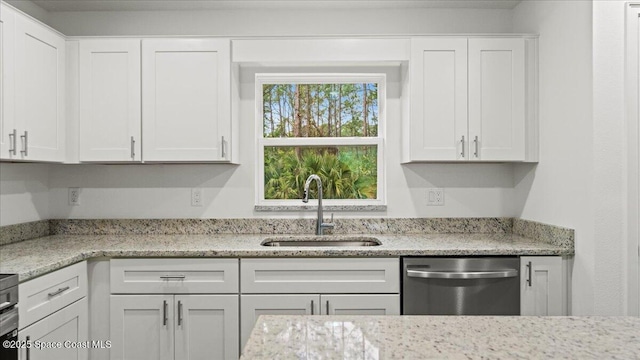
xmin=322 ymin=213 xmax=335 ymax=229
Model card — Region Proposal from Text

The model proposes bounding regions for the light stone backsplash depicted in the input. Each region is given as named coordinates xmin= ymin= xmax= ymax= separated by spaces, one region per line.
xmin=0 ymin=220 xmax=51 ymax=246
xmin=1 ymin=218 xmax=574 ymax=251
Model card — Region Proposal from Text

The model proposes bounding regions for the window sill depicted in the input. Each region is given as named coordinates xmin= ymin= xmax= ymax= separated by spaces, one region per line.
xmin=254 ymin=205 xmax=387 ymax=212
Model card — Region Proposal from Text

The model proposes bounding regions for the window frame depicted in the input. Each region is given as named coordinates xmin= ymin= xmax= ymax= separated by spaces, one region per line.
xmin=255 ymin=73 xmax=386 ymax=207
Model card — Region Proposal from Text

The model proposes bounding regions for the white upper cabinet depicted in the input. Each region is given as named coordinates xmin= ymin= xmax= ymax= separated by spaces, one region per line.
xmin=405 ymin=36 xmax=535 ymax=162
xmin=79 ymin=39 xmax=141 ymax=162
xmin=468 ymin=38 xmax=525 ymax=161
xmin=0 ymin=4 xmax=16 ymax=160
xmin=409 ymin=38 xmax=468 ymax=161
xmin=1 ymin=4 xmax=65 ymax=162
xmin=14 ymin=13 xmax=66 ymax=162
xmin=142 ymin=39 xmax=231 ymax=162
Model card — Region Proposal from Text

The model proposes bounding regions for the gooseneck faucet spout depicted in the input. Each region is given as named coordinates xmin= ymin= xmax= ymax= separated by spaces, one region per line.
xmin=303 ymin=174 xmax=335 ymax=235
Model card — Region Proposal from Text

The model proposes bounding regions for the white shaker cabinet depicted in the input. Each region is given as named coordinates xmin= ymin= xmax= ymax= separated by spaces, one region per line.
xmin=405 ymin=37 xmax=534 ymax=162
xmin=142 ymin=39 xmax=231 ymax=162
xmin=239 ymin=258 xmax=400 ymax=349
xmin=1 ymin=4 xmax=65 ymax=162
xmin=520 ymin=256 xmax=564 ymax=315
xmin=0 ymin=3 xmax=16 ymax=160
xmin=468 ymin=38 xmax=525 ymax=161
xmin=79 ymin=39 xmax=141 ymax=162
xmin=408 ymin=38 xmax=468 ymax=161
xmin=18 ymin=298 xmax=88 ymax=360
xmin=109 ymin=259 xmax=240 ymax=360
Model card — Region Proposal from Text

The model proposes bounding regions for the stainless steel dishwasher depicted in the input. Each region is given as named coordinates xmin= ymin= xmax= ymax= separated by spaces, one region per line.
xmin=402 ymin=257 xmax=520 ymax=315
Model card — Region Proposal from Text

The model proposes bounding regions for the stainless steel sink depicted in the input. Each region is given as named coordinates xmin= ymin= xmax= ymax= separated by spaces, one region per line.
xmin=261 ymin=236 xmax=381 ymax=247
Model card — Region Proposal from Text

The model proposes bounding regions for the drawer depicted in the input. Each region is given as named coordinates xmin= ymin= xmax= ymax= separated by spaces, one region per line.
xmin=19 ymin=261 xmax=87 ymax=329
xmin=110 ymin=258 xmax=239 ymax=294
xmin=241 ymin=258 xmax=399 ymax=294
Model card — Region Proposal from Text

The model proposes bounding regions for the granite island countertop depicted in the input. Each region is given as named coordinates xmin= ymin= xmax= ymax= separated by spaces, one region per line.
xmin=241 ymin=315 xmax=640 ymax=359
xmin=0 ymin=233 xmax=572 ymax=282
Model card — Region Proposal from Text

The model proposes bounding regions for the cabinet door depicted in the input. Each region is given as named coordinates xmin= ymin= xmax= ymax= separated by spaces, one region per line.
xmin=240 ymin=294 xmax=317 ymax=350
xmin=142 ymin=39 xmax=231 ymax=162
xmin=18 ymin=298 xmax=88 ymax=360
xmin=321 ymin=294 xmax=400 ymax=315
xmin=110 ymin=295 xmax=173 ymax=360
xmin=468 ymin=38 xmax=525 ymax=161
xmin=520 ymin=256 xmax=563 ymax=315
xmin=0 ymin=4 xmax=16 ymax=160
xmin=409 ymin=38 xmax=468 ymax=161
xmin=14 ymin=15 xmax=65 ymax=162
xmin=175 ymin=295 xmax=239 ymax=360
xmin=79 ymin=39 xmax=141 ymax=162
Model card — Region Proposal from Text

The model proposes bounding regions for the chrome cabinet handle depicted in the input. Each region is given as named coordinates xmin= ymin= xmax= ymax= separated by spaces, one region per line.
xmin=474 ymin=136 xmax=479 ymax=158
xmin=177 ymin=300 xmax=183 ymax=325
xmin=8 ymin=129 xmax=17 ymax=155
xmin=526 ymin=261 xmax=532 ymax=287
xmin=0 ymin=301 xmax=11 ymax=311
xmin=221 ymin=136 xmax=226 ymax=158
xmin=326 ymin=300 xmax=329 ymax=315
xmin=460 ymin=135 xmax=465 ymax=158
xmin=163 ymin=300 xmax=168 ymax=326
xmin=48 ymin=286 xmax=70 ymax=297
xmin=20 ymin=131 xmax=28 ymax=156
xmin=130 ymin=136 xmax=135 ymax=160
xmin=310 ymin=300 xmax=314 ymax=315
xmin=159 ymin=275 xmax=186 ymax=280
xmin=406 ymin=268 xmax=518 ymax=279
xmin=26 ymin=336 xmax=31 ymax=360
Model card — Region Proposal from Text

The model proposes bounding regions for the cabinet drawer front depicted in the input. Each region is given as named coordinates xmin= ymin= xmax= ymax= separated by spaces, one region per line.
xmin=241 ymin=258 xmax=399 ymax=294
xmin=110 ymin=258 xmax=239 ymax=294
xmin=19 ymin=261 xmax=87 ymax=329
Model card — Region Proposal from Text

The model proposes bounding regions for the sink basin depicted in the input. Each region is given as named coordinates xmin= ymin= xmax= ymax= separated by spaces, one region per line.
xmin=261 ymin=236 xmax=381 ymax=247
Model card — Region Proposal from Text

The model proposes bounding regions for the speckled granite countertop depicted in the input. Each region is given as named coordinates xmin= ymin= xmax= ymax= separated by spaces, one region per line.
xmin=241 ymin=315 xmax=640 ymax=359
xmin=0 ymin=233 xmax=571 ymax=282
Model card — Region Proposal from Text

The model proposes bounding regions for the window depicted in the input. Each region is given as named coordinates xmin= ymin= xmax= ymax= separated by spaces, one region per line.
xmin=256 ymin=74 xmax=385 ymax=206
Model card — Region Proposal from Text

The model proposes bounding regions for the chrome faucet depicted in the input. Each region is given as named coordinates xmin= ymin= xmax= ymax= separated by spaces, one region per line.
xmin=302 ymin=174 xmax=335 ymax=235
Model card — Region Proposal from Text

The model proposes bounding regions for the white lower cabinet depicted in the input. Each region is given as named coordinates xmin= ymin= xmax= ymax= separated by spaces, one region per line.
xmin=239 ymin=258 xmax=400 ymax=349
xmin=18 ymin=298 xmax=88 ymax=360
xmin=110 ymin=294 xmax=238 ymax=360
xmin=520 ymin=256 xmax=564 ymax=315
xmin=109 ymin=259 xmax=239 ymax=360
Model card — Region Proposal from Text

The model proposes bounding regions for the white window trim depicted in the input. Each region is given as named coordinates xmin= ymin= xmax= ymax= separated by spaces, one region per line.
xmin=255 ymin=73 xmax=386 ymax=207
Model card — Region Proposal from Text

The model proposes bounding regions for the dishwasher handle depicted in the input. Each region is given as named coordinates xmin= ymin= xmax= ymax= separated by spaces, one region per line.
xmin=406 ymin=268 xmax=518 ymax=279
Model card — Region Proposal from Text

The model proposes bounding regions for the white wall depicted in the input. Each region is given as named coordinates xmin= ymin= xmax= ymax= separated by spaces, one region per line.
xmin=0 ymin=163 xmax=50 ymax=225
xmin=47 ymin=8 xmax=513 ymax=36
xmin=512 ymin=0 xmax=595 ymax=315
xmin=592 ymin=0 xmax=627 ymax=316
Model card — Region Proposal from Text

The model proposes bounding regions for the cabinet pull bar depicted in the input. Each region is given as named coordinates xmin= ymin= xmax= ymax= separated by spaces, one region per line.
xmin=20 ymin=131 xmax=28 ymax=156
xmin=8 ymin=129 xmax=17 ymax=155
xmin=460 ymin=135 xmax=465 ymax=158
xmin=178 ymin=300 xmax=183 ymax=326
xmin=47 ymin=286 xmax=70 ymax=297
xmin=310 ymin=300 xmax=314 ymax=315
xmin=474 ymin=136 xmax=479 ymax=158
xmin=326 ymin=300 xmax=330 ymax=315
xmin=131 ymin=136 xmax=135 ymax=159
xmin=26 ymin=336 xmax=31 ymax=360
xmin=163 ymin=300 xmax=168 ymax=326
xmin=221 ymin=136 xmax=226 ymax=158
xmin=526 ymin=261 xmax=532 ymax=287
xmin=159 ymin=275 xmax=186 ymax=280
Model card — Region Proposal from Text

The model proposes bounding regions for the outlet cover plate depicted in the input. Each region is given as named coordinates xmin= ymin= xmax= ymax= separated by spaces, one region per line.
xmin=68 ymin=188 xmax=80 ymax=206
xmin=426 ymin=188 xmax=444 ymax=206
xmin=191 ymin=188 xmax=203 ymax=207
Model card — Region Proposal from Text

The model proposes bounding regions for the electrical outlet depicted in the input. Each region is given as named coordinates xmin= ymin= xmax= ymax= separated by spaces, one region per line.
xmin=426 ymin=188 xmax=444 ymax=206
xmin=68 ymin=188 xmax=81 ymax=206
xmin=191 ymin=188 xmax=203 ymax=207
